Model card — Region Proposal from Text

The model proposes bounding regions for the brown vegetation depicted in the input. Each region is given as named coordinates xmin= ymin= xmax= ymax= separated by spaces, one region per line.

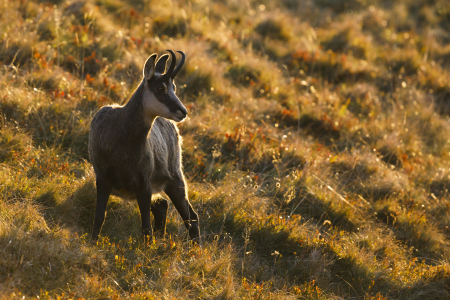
xmin=1 ymin=0 xmax=450 ymax=298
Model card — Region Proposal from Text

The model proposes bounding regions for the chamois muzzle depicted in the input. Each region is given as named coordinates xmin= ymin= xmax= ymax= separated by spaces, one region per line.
xmin=173 ymin=106 xmax=188 ymax=121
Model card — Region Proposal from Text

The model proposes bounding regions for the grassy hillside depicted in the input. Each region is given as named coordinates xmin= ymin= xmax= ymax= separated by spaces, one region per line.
xmin=2 ymin=0 xmax=450 ymax=298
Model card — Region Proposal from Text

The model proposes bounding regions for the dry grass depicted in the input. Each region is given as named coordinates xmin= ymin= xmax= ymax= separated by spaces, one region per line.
xmin=1 ymin=0 xmax=450 ymax=298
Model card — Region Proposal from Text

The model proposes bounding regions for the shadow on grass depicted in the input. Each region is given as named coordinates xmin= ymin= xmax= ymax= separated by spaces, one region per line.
xmin=0 ymin=230 xmax=94 ymax=296
xmin=200 ymin=194 xmax=450 ymax=299
xmin=181 ymin=123 xmax=306 ymax=180
xmin=331 ymin=160 xmax=401 ymax=202
xmin=299 ymin=114 xmax=340 ymax=143
xmin=1 ymin=98 xmax=91 ymax=160
xmin=374 ymin=202 xmax=448 ymax=263
xmin=199 ymin=203 xmax=386 ymax=298
xmin=32 ymin=179 xmax=143 ymax=242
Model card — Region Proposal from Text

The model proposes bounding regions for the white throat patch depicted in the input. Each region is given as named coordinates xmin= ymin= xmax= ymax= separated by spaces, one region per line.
xmin=142 ymin=82 xmax=172 ymax=120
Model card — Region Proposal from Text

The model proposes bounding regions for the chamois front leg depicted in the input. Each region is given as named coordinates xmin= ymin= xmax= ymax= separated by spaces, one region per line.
xmin=92 ymin=175 xmax=112 ymax=241
xmin=136 ymin=187 xmax=153 ymax=238
xmin=151 ymin=197 xmax=169 ymax=238
xmin=164 ymin=178 xmax=200 ymax=242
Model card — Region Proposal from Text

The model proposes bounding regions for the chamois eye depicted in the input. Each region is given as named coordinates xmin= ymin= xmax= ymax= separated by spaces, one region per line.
xmin=156 ymin=86 xmax=164 ymax=92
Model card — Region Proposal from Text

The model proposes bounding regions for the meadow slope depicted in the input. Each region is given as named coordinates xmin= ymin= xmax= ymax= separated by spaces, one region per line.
xmin=2 ymin=0 xmax=450 ymax=298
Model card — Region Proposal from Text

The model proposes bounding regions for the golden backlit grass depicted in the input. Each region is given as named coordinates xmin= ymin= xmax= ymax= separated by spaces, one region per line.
xmin=2 ymin=0 xmax=450 ymax=298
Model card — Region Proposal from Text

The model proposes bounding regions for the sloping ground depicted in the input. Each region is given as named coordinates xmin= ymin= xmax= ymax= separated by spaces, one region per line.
xmin=1 ymin=0 xmax=450 ymax=298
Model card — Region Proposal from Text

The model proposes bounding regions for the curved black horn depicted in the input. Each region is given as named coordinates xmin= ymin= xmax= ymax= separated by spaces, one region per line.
xmin=171 ymin=51 xmax=185 ymax=79
xmin=162 ymin=49 xmax=176 ymax=80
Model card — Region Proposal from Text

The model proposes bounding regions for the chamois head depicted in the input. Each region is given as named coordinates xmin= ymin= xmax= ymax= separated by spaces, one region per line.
xmin=142 ymin=50 xmax=187 ymax=122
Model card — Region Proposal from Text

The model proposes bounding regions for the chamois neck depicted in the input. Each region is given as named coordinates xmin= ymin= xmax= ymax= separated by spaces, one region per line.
xmin=122 ymin=80 xmax=155 ymax=140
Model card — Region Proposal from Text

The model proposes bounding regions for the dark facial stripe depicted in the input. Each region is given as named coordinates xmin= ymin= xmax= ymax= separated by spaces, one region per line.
xmin=146 ymin=77 xmax=182 ymax=112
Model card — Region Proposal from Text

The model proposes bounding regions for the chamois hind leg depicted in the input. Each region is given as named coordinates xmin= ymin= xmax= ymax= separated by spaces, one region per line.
xmin=151 ymin=197 xmax=169 ymax=238
xmin=92 ymin=175 xmax=112 ymax=241
xmin=136 ymin=188 xmax=153 ymax=238
xmin=164 ymin=176 xmax=200 ymax=242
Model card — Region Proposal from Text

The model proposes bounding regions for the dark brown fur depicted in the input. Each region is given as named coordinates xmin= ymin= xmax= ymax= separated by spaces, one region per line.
xmin=88 ymin=52 xmax=200 ymax=241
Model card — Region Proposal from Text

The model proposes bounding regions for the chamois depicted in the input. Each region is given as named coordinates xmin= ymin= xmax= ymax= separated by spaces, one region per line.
xmin=88 ymin=50 xmax=200 ymax=242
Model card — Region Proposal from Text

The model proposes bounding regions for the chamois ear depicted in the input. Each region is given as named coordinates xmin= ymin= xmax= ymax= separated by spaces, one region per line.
xmin=155 ymin=54 xmax=170 ymax=75
xmin=143 ymin=54 xmax=157 ymax=80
